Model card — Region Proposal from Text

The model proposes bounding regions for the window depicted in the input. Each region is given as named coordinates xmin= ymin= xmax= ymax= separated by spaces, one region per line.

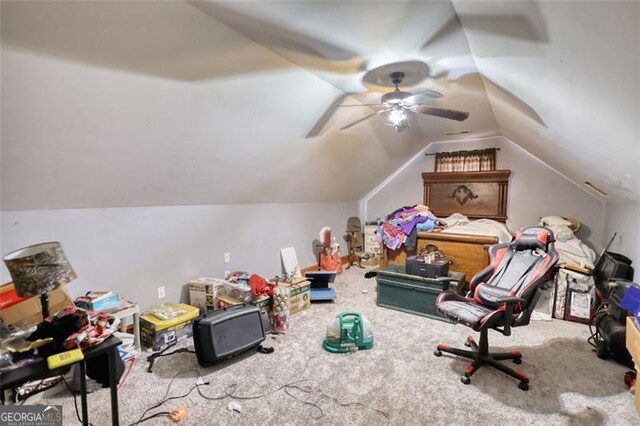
xmin=435 ymin=148 xmax=497 ymax=172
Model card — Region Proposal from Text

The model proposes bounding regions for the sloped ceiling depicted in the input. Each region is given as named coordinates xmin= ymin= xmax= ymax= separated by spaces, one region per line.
xmin=452 ymin=0 xmax=640 ymax=204
xmin=0 ymin=0 xmax=499 ymax=210
xmin=1 ymin=1 xmax=636 ymax=210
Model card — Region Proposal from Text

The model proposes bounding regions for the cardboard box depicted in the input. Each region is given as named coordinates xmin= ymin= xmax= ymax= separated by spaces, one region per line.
xmin=251 ymin=295 xmax=272 ymax=312
xmin=140 ymin=304 xmax=200 ymax=351
xmin=282 ymin=280 xmax=311 ymax=315
xmin=188 ymin=277 xmax=227 ymax=314
xmin=0 ymin=282 xmax=74 ymax=327
xmin=75 ymin=291 xmax=119 ymax=311
xmin=216 ymin=294 xmax=272 ymax=315
xmin=0 ymin=284 xmax=28 ymax=309
xmin=216 ymin=294 xmax=244 ymax=309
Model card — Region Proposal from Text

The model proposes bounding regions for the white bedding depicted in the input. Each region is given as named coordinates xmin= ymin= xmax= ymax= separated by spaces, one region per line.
xmin=440 ymin=213 xmax=513 ymax=244
xmin=540 ymin=223 xmax=596 ymax=268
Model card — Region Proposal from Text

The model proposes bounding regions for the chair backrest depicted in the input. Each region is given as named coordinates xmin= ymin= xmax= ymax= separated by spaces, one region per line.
xmin=473 ymin=227 xmax=559 ymax=314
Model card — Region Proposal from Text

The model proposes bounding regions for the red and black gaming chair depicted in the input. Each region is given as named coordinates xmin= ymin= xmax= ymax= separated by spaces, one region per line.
xmin=434 ymin=226 xmax=559 ymax=391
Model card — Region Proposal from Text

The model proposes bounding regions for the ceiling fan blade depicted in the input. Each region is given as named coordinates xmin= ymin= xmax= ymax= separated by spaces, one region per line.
xmin=411 ymin=105 xmax=469 ymax=121
xmin=403 ymin=89 xmax=444 ymax=104
xmin=338 ymin=104 xmax=385 ymax=107
xmin=340 ymin=110 xmax=387 ymax=131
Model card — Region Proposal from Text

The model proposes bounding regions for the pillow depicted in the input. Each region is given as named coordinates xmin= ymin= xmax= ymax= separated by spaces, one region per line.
xmin=539 ymin=215 xmax=572 ymax=227
xmin=442 ymin=213 xmax=470 ymax=228
xmin=548 ymin=224 xmax=574 ymax=242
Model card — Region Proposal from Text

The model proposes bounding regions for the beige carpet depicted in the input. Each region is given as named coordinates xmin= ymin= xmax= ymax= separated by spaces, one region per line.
xmin=38 ymin=267 xmax=636 ymax=425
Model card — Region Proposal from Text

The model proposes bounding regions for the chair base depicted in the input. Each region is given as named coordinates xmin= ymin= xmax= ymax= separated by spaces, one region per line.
xmin=434 ymin=329 xmax=530 ymax=391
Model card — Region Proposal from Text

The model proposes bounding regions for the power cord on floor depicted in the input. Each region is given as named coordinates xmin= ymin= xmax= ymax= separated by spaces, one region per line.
xmin=128 ymin=369 xmax=203 ymax=426
xmin=587 ymin=286 xmax=615 ymax=352
xmin=132 ymin=359 xmax=391 ymax=425
xmin=61 ymin=376 xmax=95 ymax=426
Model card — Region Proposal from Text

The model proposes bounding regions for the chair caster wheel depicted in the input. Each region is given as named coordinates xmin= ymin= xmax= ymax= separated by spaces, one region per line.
xmin=461 ymin=376 xmax=471 ymax=385
xmin=513 ymin=357 xmax=522 ymax=365
xmin=518 ymin=381 xmax=529 ymax=391
xmin=434 ymin=350 xmax=442 ymax=357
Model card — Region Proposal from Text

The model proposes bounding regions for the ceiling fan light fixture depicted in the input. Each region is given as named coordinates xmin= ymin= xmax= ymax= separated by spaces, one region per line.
xmin=389 ymin=106 xmax=407 ymax=126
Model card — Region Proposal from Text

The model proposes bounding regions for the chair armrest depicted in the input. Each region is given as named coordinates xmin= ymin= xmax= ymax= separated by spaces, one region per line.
xmin=494 ymin=296 xmax=526 ymax=305
xmin=496 ymin=296 xmax=526 ymax=336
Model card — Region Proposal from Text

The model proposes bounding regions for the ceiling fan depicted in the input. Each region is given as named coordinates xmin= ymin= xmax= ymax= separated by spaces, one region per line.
xmin=338 ymin=71 xmax=469 ymax=132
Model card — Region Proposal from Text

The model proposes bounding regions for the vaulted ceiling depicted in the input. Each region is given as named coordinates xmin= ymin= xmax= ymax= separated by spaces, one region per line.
xmin=1 ymin=1 xmax=638 ymax=210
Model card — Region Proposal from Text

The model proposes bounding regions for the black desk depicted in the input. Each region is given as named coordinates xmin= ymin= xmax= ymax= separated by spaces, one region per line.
xmin=0 ymin=336 xmax=122 ymax=426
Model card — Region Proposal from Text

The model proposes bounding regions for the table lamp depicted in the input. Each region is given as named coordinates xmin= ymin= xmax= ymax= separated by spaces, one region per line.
xmin=3 ymin=242 xmax=76 ymax=319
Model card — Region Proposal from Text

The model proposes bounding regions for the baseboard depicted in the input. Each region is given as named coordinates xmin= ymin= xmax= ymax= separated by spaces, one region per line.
xmin=300 ymin=255 xmax=350 ymax=274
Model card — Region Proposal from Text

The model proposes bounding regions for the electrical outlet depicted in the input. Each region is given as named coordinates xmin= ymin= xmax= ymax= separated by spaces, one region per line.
xmin=224 ymin=252 xmax=230 ymax=264
xmin=157 ymin=286 xmax=166 ymax=299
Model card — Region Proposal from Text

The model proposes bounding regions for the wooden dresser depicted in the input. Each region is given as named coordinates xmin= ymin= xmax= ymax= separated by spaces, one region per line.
xmin=626 ymin=316 xmax=640 ymax=414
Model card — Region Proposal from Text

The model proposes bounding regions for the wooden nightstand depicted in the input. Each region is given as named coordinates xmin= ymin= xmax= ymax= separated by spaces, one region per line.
xmin=626 ymin=316 xmax=640 ymax=413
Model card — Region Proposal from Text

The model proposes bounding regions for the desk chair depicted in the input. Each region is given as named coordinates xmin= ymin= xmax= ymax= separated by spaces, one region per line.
xmin=345 ymin=217 xmax=371 ymax=269
xmin=434 ymin=227 xmax=559 ymax=390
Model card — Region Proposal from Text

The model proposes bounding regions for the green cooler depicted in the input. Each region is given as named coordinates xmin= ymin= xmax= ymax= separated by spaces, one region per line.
xmin=376 ymin=265 xmax=465 ymax=321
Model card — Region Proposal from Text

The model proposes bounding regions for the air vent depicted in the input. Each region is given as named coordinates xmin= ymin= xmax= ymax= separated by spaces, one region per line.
xmin=445 ymin=130 xmax=471 ymax=135
xmin=584 ymin=181 xmax=607 ymax=196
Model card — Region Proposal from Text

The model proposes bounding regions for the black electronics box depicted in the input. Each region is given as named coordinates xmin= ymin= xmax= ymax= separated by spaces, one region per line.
xmin=595 ymin=251 xmax=634 ymax=294
xmin=406 ymin=256 xmax=449 ymax=278
xmin=607 ymin=280 xmax=635 ymax=322
xmin=193 ymin=304 xmax=269 ymax=367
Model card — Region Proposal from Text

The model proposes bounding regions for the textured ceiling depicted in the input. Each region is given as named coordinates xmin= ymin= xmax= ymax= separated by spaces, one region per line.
xmin=1 ymin=1 xmax=637 ymax=210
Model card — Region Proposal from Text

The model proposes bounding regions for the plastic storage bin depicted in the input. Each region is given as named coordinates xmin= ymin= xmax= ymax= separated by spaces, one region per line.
xmin=375 ymin=264 xmax=465 ymax=322
xmin=222 ymin=281 xmax=253 ymax=302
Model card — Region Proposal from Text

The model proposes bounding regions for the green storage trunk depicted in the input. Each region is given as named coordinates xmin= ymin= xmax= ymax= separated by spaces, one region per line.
xmin=376 ymin=265 xmax=465 ymax=322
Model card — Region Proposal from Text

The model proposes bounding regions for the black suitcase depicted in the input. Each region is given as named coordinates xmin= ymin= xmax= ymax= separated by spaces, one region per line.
xmin=193 ymin=304 xmax=269 ymax=366
xmin=406 ymin=256 xmax=449 ymax=278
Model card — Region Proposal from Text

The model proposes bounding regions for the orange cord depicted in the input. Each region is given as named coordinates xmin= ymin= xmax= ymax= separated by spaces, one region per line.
xmin=169 ymin=406 xmax=188 ymax=422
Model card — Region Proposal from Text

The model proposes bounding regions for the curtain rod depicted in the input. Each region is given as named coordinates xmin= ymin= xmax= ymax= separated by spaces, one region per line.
xmin=424 ymin=148 xmax=500 ymax=156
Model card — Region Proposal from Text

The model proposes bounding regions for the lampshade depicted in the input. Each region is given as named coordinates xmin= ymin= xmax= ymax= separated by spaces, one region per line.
xmin=3 ymin=242 xmax=76 ymax=298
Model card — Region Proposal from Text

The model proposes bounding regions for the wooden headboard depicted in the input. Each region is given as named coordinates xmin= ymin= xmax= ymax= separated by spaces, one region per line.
xmin=421 ymin=170 xmax=511 ymax=222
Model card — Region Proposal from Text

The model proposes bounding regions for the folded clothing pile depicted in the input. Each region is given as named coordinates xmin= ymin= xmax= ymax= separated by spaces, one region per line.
xmin=376 ymin=205 xmax=446 ymax=251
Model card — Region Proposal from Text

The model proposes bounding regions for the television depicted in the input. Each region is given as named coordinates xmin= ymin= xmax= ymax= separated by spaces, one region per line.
xmin=594 ymin=251 xmax=634 ymax=295
xmin=193 ymin=305 xmax=269 ymax=366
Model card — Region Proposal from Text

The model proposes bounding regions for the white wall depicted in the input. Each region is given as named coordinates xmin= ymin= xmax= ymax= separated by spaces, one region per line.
xmin=604 ymin=203 xmax=640 ymax=267
xmin=1 ymin=202 xmax=356 ymax=310
xmin=364 ymin=136 xmax=605 ymax=247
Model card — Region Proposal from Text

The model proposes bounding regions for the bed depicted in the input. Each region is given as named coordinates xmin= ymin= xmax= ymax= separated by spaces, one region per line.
xmin=381 ymin=170 xmax=512 ymax=283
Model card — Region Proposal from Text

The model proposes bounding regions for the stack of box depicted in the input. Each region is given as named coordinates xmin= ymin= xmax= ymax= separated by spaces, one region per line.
xmin=140 ymin=303 xmax=200 ymax=351
xmin=75 ymin=290 xmax=120 ymax=311
xmin=188 ymin=277 xmax=227 ymax=314
xmin=270 ymin=277 xmax=311 ymax=315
